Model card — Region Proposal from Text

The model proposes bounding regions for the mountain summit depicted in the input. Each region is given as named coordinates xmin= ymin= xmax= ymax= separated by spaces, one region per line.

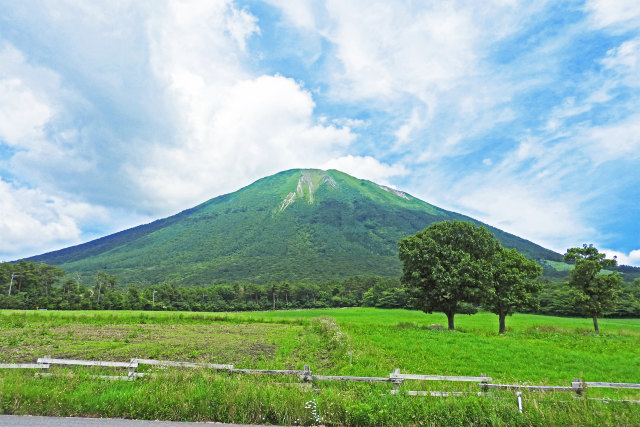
xmin=28 ymin=169 xmax=561 ymax=284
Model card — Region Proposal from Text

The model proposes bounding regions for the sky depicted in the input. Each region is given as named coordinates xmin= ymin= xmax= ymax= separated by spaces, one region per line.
xmin=0 ymin=0 xmax=639 ymax=266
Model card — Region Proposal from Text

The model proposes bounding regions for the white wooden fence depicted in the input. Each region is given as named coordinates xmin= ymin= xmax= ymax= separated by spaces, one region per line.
xmin=1 ymin=357 xmax=638 ymax=404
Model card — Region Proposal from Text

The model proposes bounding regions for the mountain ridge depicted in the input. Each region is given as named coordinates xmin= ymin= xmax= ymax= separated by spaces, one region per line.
xmin=27 ymin=169 xmax=562 ymax=284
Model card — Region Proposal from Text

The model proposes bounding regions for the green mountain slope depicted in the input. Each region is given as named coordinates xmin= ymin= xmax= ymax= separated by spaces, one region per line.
xmin=27 ymin=169 xmax=562 ymax=284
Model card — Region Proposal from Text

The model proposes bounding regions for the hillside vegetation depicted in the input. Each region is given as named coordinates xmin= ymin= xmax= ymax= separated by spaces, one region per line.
xmin=27 ymin=169 xmax=562 ymax=285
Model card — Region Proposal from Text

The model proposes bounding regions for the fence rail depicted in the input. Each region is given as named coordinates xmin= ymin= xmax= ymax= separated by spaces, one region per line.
xmin=391 ymin=373 xmax=491 ymax=382
xmin=0 ymin=363 xmax=49 ymax=369
xmin=481 ymin=384 xmax=581 ymax=393
xmin=37 ymin=357 xmax=138 ymax=369
xmin=131 ymin=358 xmax=233 ymax=370
xmin=583 ymin=381 xmax=640 ymax=389
xmin=2 ymin=357 xmax=638 ymax=401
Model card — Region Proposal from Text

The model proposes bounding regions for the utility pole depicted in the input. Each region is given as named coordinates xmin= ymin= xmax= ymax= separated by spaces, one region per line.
xmin=153 ymin=290 xmax=158 ymax=306
xmin=8 ymin=273 xmax=20 ymax=296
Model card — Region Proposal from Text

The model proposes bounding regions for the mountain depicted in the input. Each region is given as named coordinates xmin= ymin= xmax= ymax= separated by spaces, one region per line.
xmin=27 ymin=169 xmax=562 ymax=285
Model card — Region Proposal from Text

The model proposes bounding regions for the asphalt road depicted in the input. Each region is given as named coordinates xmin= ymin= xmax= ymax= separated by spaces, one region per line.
xmin=0 ymin=415 xmax=267 ymax=427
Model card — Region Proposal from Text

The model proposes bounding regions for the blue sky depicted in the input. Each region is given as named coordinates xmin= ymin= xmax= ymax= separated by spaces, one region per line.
xmin=0 ymin=0 xmax=639 ymax=265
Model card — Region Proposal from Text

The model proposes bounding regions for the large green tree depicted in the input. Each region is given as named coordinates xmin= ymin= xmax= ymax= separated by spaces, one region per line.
xmin=485 ymin=248 xmax=542 ymax=334
xmin=398 ymin=220 xmax=501 ymax=330
xmin=564 ymin=244 xmax=622 ymax=333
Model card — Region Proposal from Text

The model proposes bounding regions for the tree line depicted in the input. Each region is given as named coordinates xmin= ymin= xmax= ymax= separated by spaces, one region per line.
xmin=0 ymin=261 xmax=406 ymax=312
xmin=1 ymin=221 xmax=639 ymax=332
xmin=398 ymin=221 xmax=634 ymax=333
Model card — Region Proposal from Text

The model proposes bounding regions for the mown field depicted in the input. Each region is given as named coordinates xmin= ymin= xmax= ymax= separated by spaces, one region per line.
xmin=1 ymin=308 xmax=639 ymax=425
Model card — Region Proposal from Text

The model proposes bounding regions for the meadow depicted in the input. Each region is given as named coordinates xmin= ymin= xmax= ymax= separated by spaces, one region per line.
xmin=1 ymin=308 xmax=639 ymax=425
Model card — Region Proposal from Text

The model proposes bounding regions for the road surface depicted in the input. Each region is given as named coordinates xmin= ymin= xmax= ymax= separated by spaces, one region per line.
xmin=0 ymin=415 xmax=267 ymax=427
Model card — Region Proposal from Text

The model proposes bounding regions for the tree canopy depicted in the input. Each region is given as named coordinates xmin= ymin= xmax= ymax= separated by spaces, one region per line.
xmin=398 ymin=220 xmax=501 ymax=330
xmin=484 ymin=247 xmax=542 ymax=333
xmin=564 ymin=244 xmax=622 ymax=333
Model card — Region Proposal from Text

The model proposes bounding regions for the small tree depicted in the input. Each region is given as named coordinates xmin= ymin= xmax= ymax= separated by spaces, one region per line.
xmin=485 ymin=248 xmax=542 ymax=334
xmin=398 ymin=220 xmax=500 ymax=330
xmin=94 ymin=271 xmax=118 ymax=305
xmin=564 ymin=244 xmax=622 ymax=333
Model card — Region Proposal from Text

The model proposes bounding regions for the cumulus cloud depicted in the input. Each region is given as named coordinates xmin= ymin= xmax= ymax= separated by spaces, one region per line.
xmin=599 ymin=248 xmax=640 ymax=267
xmin=0 ymin=1 xmax=360 ymax=215
xmin=0 ymin=80 xmax=51 ymax=147
xmin=133 ymin=1 xmax=360 ymax=212
xmin=0 ymin=179 xmax=107 ymax=260
xmin=0 ymin=44 xmax=58 ymax=148
xmin=133 ymin=74 xmax=356 ymax=212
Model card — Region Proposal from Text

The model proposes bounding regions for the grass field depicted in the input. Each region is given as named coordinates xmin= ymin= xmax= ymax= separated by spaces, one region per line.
xmin=1 ymin=308 xmax=639 ymax=425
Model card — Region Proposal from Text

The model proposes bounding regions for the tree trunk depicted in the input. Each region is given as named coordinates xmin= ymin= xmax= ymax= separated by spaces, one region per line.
xmin=446 ymin=311 xmax=455 ymax=330
xmin=499 ymin=313 xmax=506 ymax=334
xmin=593 ymin=314 xmax=599 ymax=334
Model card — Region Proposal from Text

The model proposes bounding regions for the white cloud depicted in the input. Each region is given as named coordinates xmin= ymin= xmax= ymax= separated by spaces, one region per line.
xmin=602 ymin=38 xmax=640 ymax=87
xmin=0 ymin=179 xmax=107 ymax=260
xmin=0 ymin=1 xmax=366 ymax=258
xmin=321 ymin=1 xmax=480 ymax=101
xmin=297 ymin=1 xmax=547 ymax=171
xmin=401 ymin=132 xmax=600 ymax=256
xmin=415 ymin=133 xmax=464 ymax=163
xmin=0 ymin=79 xmax=52 ymax=146
xmin=264 ymin=0 xmax=318 ymax=30
xmin=454 ymin=183 xmax=595 ymax=254
xmin=0 ymin=45 xmax=57 ymax=147
xmin=599 ymin=248 xmax=640 ymax=267
xmin=579 ymin=113 xmax=640 ymax=164
xmin=0 ymin=42 xmax=110 ymax=204
xmin=585 ymin=0 xmax=640 ymax=30
xmin=128 ymin=0 xmax=368 ymax=214
xmin=322 ymin=155 xmax=407 ymax=186
xmin=394 ymin=108 xmax=426 ymax=146
xmin=133 ymin=72 xmax=356 ymax=212
xmin=271 ymin=0 xmax=534 ymax=133
xmin=138 ymin=1 xmax=356 ymax=213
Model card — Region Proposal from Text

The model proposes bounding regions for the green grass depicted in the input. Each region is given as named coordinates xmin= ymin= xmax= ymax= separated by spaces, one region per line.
xmin=546 ymin=261 xmax=573 ymax=271
xmin=225 ymin=309 xmax=640 ymax=387
xmin=1 ymin=308 xmax=639 ymax=425
xmin=3 ymin=370 xmax=639 ymax=426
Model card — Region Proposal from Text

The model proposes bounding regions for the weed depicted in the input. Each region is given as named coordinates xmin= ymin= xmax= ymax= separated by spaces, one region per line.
xmin=310 ymin=316 xmax=349 ymax=351
xmin=395 ymin=321 xmax=417 ymax=329
xmin=6 ymin=336 xmax=21 ymax=346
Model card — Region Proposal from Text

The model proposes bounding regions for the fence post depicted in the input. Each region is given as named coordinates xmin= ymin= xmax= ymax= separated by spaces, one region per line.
xmin=571 ymin=378 xmax=585 ymax=396
xmin=392 ymin=368 xmax=402 ymax=391
xmin=479 ymin=373 xmax=488 ymax=391
xmin=128 ymin=360 xmax=137 ymax=378
xmin=301 ymin=365 xmax=311 ymax=382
